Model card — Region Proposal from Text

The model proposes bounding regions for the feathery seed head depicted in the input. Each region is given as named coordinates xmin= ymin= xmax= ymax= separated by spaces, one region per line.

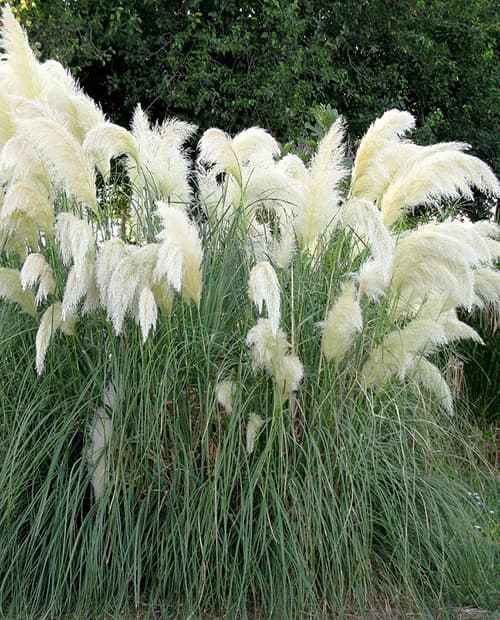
xmin=320 ymin=281 xmax=363 ymax=362
xmin=20 ymin=253 xmax=55 ymax=305
xmin=248 ymin=261 xmax=281 ymax=335
xmin=246 ymin=413 xmax=265 ymax=454
xmin=0 ymin=267 xmax=36 ymax=316
xmin=215 ymin=380 xmax=236 ymax=414
xmin=154 ymin=202 xmax=203 ymax=306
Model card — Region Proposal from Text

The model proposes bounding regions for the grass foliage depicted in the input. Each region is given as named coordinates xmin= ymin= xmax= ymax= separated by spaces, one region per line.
xmin=1 ymin=218 xmax=498 ymax=618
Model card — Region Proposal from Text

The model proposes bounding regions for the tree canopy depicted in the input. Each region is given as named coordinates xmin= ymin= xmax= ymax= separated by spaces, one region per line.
xmin=5 ymin=0 xmax=499 ymax=177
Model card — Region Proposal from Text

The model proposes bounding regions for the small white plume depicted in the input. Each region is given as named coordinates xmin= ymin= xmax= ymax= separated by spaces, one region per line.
xmin=246 ymin=413 xmax=265 ymax=454
xmin=248 ymin=261 xmax=281 ymax=335
xmin=35 ymin=302 xmax=75 ymax=374
xmin=246 ymin=318 xmax=303 ymax=397
xmin=88 ymin=384 xmax=114 ymax=501
xmin=215 ymin=379 xmax=236 ymax=414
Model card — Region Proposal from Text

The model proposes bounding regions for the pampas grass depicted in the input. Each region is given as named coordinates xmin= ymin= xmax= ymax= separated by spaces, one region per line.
xmin=0 ymin=10 xmax=499 ymax=620
xmin=20 ymin=118 xmax=97 ymax=209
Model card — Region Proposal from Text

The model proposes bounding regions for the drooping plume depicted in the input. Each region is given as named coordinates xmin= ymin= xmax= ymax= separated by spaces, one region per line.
xmin=351 ymin=109 xmax=415 ymax=200
xmin=20 ymin=253 xmax=56 ymax=306
xmin=84 ymin=122 xmax=139 ymax=179
xmin=246 ymin=318 xmax=303 ymax=396
xmin=19 ymin=118 xmax=97 ymax=210
xmin=380 ymin=150 xmax=500 ymax=226
xmin=35 ymin=302 xmax=76 ymax=374
xmin=248 ymin=261 xmax=281 ymax=336
xmin=154 ymin=202 xmax=203 ymax=306
xmin=320 ymin=281 xmax=363 ymax=363
xmin=0 ymin=267 xmax=36 ymax=316
xmin=88 ymin=384 xmax=114 ymax=500
xmin=246 ymin=413 xmax=265 ymax=454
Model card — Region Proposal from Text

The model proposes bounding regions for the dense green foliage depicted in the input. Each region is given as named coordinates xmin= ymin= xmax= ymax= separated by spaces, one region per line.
xmin=0 ymin=214 xmax=498 ymax=618
xmin=8 ymin=0 xmax=499 ymax=178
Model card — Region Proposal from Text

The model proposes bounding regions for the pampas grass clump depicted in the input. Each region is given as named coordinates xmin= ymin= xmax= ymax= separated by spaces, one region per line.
xmin=0 ymin=6 xmax=499 ymax=619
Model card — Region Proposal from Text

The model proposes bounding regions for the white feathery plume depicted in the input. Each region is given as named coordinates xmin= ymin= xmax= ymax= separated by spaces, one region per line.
xmin=232 ymin=127 xmax=280 ymax=167
xmin=246 ymin=413 xmax=265 ymax=454
xmin=137 ymin=286 xmax=158 ymax=342
xmin=88 ymin=385 xmax=114 ymax=501
xmin=294 ymin=117 xmax=347 ymax=251
xmin=407 ymin=358 xmax=454 ymax=416
xmin=361 ymin=318 xmax=448 ymax=387
xmin=390 ymin=224 xmax=481 ymax=312
xmin=0 ymin=4 xmax=42 ymax=99
xmin=129 ymin=106 xmax=196 ymax=205
xmin=320 ymin=281 xmax=363 ymax=362
xmin=0 ymin=210 xmax=39 ymax=257
xmin=277 ymin=354 xmax=304 ymax=396
xmin=55 ymin=212 xmax=95 ymax=272
xmin=106 ymin=243 xmax=159 ymax=334
xmin=198 ymin=126 xmax=279 ymax=191
xmin=39 ymin=59 xmax=86 ymax=140
xmin=71 ymin=93 xmax=107 ymax=138
xmin=248 ymin=261 xmax=281 ymax=335
xmin=0 ymin=136 xmax=50 ymax=188
xmin=215 ymin=379 xmax=236 ymax=414
xmin=84 ymin=122 xmax=139 ymax=179
xmin=351 ymin=109 xmax=415 ymax=198
xmin=196 ymin=165 xmax=228 ymax=222
xmin=437 ymin=309 xmax=483 ymax=345
xmin=38 ymin=60 xmax=106 ymax=140
xmin=0 ymin=90 xmax=15 ymax=147
xmin=35 ymin=302 xmax=76 ymax=374
xmin=95 ymin=238 xmax=131 ymax=307
xmin=246 ymin=318 xmax=303 ymax=396
xmin=61 ymin=257 xmax=96 ymax=319
xmin=198 ymin=128 xmax=242 ymax=184
xmin=19 ymin=118 xmax=97 ymax=210
xmin=357 ymin=260 xmax=389 ymax=301
xmin=20 ymin=253 xmax=55 ymax=306
xmin=341 ymin=197 xmax=395 ymax=278
xmin=380 ymin=150 xmax=500 ymax=226
xmin=431 ymin=220 xmax=493 ymax=265
xmin=472 ymin=268 xmax=500 ymax=308
xmin=351 ymin=140 xmax=469 ymax=203
xmin=272 ymin=220 xmax=296 ymax=269
xmin=154 ymin=202 xmax=203 ymax=306
xmin=0 ymin=267 xmax=36 ymax=316
xmin=1 ymin=180 xmax=53 ymax=234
